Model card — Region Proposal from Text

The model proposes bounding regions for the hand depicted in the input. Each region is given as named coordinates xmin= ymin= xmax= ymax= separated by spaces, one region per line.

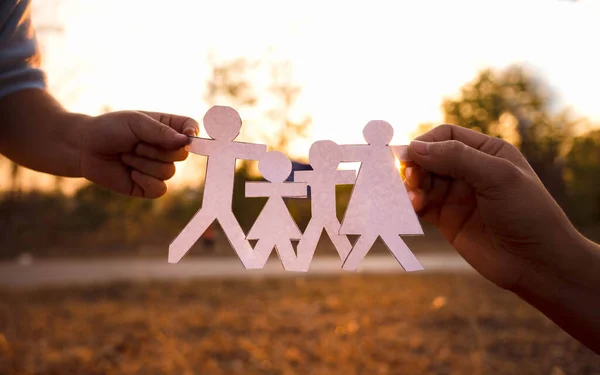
xmin=79 ymin=110 xmax=199 ymax=198
xmin=404 ymin=124 xmax=580 ymax=290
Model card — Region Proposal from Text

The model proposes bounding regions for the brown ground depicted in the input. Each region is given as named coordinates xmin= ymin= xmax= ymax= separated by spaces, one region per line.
xmin=0 ymin=274 xmax=598 ymax=375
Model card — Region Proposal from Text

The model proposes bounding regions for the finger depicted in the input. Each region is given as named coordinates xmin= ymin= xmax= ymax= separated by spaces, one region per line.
xmin=135 ymin=143 xmax=188 ymax=162
xmin=127 ymin=112 xmax=189 ymax=150
xmin=407 ymin=187 xmax=428 ymax=212
xmin=405 ymin=166 xmax=431 ymax=191
xmin=131 ymin=170 xmax=168 ymax=199
xmin=122 ymin=154 xmax=176 ymax=180
xmin=415 ymin=124 xmax=529 ymax=169
xmin=408 ymin=139 xmax=522 ymax=195
xmin=139 ymin=111 xmax=200 ymax=137
xmin=414 ymin=176 xmax=451 ymax=225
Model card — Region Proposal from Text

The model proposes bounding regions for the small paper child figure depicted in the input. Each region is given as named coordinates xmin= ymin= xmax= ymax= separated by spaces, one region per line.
xmin=339 ymin=120 xmax=424 ymax=271
xmin=245 ymin=151 xmax=308 ymax=271
xmin=294 ymin=140 xmax=356 ymax=271
xmin=169 ymin=105 xmax=266 ymax=268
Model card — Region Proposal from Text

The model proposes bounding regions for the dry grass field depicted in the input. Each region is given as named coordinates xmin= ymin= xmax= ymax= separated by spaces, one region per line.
xmin=1 ymin=273 xmax=599 ymax=375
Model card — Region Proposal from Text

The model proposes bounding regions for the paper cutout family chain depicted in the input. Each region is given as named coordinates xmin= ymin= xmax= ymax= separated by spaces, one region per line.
xmin=169 ymin=105 xmax=424 ymax=272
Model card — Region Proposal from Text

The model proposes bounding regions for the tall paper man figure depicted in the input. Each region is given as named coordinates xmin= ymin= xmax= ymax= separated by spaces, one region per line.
xmin=339 ymin=120 xmax=424 ymax=271
xmin=245 ymin=151 xmax=308 ymax=271
xmin=169 ymin=106 xmax=266 ymax=267
xmin=294 ymin=140 xmax=356 ymax=271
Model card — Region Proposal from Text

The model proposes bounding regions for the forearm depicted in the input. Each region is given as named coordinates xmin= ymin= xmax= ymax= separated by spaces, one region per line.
xmin=0 ymin=88 xmax=88 ymax=177
xmin=514 ymin=230 xmax=600 ymax=353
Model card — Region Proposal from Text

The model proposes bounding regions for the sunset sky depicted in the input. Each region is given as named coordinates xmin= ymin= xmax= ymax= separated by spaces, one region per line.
xmin=7 ymin=0 xmax=600 ymax=191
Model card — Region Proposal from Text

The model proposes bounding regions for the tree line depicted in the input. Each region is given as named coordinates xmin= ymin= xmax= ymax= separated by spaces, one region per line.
xmin=1 ymin=62 xmax=598 ymax=258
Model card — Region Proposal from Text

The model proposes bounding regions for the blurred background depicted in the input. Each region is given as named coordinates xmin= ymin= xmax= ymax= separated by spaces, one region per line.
xmin=1 ymin=0 xmax=600 ymax=374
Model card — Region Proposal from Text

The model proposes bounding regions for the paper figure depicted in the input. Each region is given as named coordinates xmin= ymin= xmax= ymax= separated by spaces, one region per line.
xmin=245 ymin=151 xmax=308 ymax=271
xmin=169 ymin=105 xmax=266 ymax=268
xmin=339 ymin=120 xmax=424 ymax=272
xmin=293 ymin=140 xmax=356 ymax=271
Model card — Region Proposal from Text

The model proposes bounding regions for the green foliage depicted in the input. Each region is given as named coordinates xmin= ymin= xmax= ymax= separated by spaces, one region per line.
xmin=441 ymin=65 xmax=587 ymax=209
xmin=565 ymin=130 xmax=600 ymax=225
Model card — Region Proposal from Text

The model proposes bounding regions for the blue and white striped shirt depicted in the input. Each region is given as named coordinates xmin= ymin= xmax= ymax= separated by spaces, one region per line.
xmin=0 ymin=0 xmax=46 ymax=99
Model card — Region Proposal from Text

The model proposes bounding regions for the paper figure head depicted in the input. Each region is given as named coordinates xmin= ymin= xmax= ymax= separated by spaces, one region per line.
xmin=309 ymin=140 xmax=342 ymax=172
xmin=259 ymin=151 xmax=292 ymax=183
xmin=363 ymin=120 xmax=394 ymax=146
xmin=203 ymin=105 xmax=242 ymax=141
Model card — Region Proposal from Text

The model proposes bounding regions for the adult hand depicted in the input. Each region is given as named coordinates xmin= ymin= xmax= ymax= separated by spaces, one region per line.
xmin=404 ymin=124 xmax=579 ymax=290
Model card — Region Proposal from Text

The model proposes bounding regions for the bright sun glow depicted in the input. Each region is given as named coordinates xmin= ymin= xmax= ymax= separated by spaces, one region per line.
xmin=9 ymin=0 xmax=600 ymax=191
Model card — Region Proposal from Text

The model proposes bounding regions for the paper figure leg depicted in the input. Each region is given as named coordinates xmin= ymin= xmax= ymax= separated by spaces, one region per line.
xmin=324 ymin=220 xmax=352 ymax=262
xmin=342 ymin=233 xmax=378 ymax=271
xmin=275 ymin=241 xmax=302 ymax=271
xmin=380 ymin=233 xmax=424 ymax=271
xmin=294 ymin=220 xmax=323 ymax=272
xmin=218 ymin=212 xmax=261 ymax=269
xmin=169 ymin=209 xmax=215 ymax=263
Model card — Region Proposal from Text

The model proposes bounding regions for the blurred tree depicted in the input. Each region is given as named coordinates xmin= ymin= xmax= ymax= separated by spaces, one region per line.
xmin=565 ymin=130 xmax=600 ymax=226
xmin=267 ymin=60 xmax=311 ymax=153
xmin=205 ymin=56 xmax=259 ymax=144
xmin=442 ymin=65 xmax=584 ymax=208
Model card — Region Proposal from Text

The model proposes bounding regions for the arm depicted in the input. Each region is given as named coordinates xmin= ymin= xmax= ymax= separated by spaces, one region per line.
xmin=293 ymin=170 xmax=311 ymax=183
xmin=245 ymin=182 xmax=272 ymax=198
xmin=338 ymin=144 xmax=369 ymax=162
xmin=335 ymin=170 xmax=357 ymax=185
xmin=405 ymin=124 xmax=600 ymax=353
xmin=390 ymin=145 xmax=410 ymax=162
xmin=234 ymin=142 xmax=267 ymax=161
xmin=281 ymin=182 xmax=308 ymax=198
xmin=186 ymin=137 xmax=217 ymax=156
xmin=514 ymin=235 xmax=600 ymax=354
xmin=0 ymin=89 xmax=198 ymax=198
xmin=0 ymin=89 xmax=84 ymax=177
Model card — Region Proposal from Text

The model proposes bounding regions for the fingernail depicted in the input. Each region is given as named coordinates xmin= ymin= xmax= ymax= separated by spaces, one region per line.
xmin=410 ymin=140 xmax=430 ymax=155
xmin=184 ymin=128 xmax=198 ymax=137
xmin=408 ymin=189 xmax=417 ymax=202
xmin=405 ymin=167 xmax=413 ymax=180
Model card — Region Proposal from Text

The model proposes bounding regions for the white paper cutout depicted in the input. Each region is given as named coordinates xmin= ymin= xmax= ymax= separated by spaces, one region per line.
xmin=169 ymin=105 xmax=266 ymax=268
xmin=169 ymin=106 xmax=424 ymax=273
xmin=245 ymin=151 xmax=308 ymax=271
xmin=338 ymin=120 xmax=424 ymax=272
xmin=293 ymin=140 xmax=356 ymax=271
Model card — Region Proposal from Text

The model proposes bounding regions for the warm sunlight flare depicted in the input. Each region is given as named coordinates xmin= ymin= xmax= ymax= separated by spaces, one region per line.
xmin=3 ymin=0 xmax=600 ymax=192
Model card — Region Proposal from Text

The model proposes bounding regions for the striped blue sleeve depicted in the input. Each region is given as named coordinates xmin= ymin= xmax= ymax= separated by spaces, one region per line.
xmin=0 ymin=0 xmax=47 ymax=100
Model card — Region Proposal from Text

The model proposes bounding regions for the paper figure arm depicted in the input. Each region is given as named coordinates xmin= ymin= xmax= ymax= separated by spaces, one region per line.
xmin=339 ymin=144 xmax=369 ymax=162
xmin=246 ymin=182 xmax=308 ymax=198
xmin=280 ymin=182 xmax=308 ymax=198
xmin=293 ymin=170 xmax=311 ymax=184
xmin=245 ymin=182 xmax=272 ymax=198
xmin=335 ymin=170 xmax=357 ymax=185
xmin=390 ymin=145 xmax=411 ymax=162
xmin=185 ymin=137 xmax=217 ymax=156
xmin=234 ymin=142 xmax=267 ymax=161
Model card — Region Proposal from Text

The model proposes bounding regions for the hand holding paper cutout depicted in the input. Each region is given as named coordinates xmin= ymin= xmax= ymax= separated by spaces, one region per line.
xmin=405 ymin=124 xmax=581 ymax=290
xmin=339 ymin=120 xmax=424 ymax=271
xmin=82 ymin=111 xmax=199 ymax=198
xmin=169 ymin=105 xmax=266 ymax=267
xmin=406 ymin=124 xmax=600 ymax=355
xmin=246 ymin=151 xmax=308 ymax=271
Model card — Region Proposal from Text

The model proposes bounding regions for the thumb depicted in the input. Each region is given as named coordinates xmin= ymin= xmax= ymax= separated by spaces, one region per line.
xmin=408 ymin=140 xmax=518 ymax=193
xmin=128 ymin=112 xmax=189 ymax=150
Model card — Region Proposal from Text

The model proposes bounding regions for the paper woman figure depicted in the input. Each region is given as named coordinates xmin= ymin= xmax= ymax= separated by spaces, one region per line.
xmin=245 ymin=151 xmax=308 ymax=271
xmin=294 ymin=140 xmax=356 ymax=270
xmin=339 ymin=120 xmax=424 ymax=271
xmin=169 ymin=105 xmax=266 ymax=268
